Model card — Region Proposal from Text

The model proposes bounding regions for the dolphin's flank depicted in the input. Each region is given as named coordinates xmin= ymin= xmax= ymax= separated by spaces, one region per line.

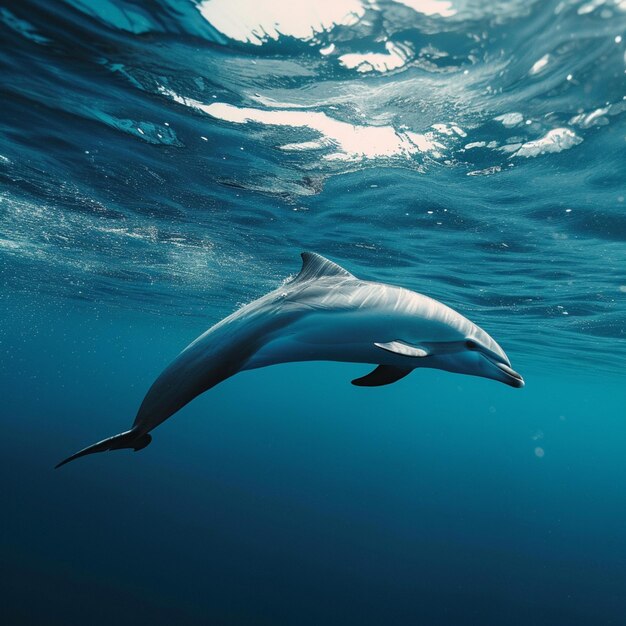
xmin=56 ymin=252 xmax=523 ymax=468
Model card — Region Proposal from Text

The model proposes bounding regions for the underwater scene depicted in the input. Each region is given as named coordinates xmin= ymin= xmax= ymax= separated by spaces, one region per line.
xmin=1 ymin=0 xmax=626 ymax=623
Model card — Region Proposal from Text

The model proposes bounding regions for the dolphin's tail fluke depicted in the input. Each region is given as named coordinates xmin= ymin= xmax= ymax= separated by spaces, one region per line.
xmin=55 ymin=429 xmax=152 ymax=469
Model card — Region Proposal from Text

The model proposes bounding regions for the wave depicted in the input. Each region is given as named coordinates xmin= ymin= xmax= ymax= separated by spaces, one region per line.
xmin=0 ymin=0 xmax=625 ymax=370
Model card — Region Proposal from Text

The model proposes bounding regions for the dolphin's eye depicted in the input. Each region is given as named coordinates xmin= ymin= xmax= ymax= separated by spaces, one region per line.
xmin=465 ymin=340 xmax=478 ymax=350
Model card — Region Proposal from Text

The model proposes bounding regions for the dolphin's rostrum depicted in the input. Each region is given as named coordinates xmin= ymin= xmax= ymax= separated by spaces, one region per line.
xmin=56 ymin=252 xmax=523 ymax=468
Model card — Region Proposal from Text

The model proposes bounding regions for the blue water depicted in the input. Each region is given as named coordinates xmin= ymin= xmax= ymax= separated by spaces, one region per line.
xmin=1 ymin=0 xmax=626 ymax=623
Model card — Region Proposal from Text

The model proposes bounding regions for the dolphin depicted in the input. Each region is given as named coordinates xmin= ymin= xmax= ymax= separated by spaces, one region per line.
xmin=56 ymin=252 xmax=523 ymax=468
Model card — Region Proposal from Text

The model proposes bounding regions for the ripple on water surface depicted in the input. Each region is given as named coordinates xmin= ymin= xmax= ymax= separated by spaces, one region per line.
xmin=0 ymin=0 xmax=625 ymax=371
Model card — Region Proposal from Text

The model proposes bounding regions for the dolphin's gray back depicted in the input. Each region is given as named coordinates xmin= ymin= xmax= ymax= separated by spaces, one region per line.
xmin=132 ymin=288 xmax=300 ymax=432
xmin=131 ymin=252 xmax=497 ymax=433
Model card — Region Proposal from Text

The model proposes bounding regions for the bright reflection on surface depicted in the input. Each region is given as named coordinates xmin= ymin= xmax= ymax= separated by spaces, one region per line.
xmin=392 ymin=0 xmax=457 ymax=17
xmin=494 ymin=112 xmax=524 ymax=128
xmin=196 ymin=0 xmax=365 ymax=45
xmin=160 ymin=88 xmax=444 ymax=162
xmin=529 ymin=54 xmax=550 ymax=76
xmin=512 ymin=128 xmax=583 ymax=158
xmin=338 ymin=41 xmax=412 ymax=73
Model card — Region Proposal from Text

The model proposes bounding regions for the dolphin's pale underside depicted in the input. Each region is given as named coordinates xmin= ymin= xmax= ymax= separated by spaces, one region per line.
xmin=56 ymin=252 xmax=523 ymax=467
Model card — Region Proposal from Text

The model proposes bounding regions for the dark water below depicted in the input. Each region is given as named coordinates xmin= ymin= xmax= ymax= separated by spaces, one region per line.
xmin=1 ymin=1 xmax=626 ymax=624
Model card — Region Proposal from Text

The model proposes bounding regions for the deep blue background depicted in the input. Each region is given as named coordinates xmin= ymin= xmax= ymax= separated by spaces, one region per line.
xmin=2 ymin=293 xmax=625 ymax=625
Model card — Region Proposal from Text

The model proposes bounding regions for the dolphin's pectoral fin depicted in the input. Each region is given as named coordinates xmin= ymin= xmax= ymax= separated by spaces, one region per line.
xmin=352 ymin=365 xmax=412 ymax=387
xmin=374 ymin=341 xmax=430 ymax=358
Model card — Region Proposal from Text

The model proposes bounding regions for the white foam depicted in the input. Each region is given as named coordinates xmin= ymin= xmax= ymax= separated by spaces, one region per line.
xmin=467 ymin=165 xmax=502 ymax=176
xmin=196 ymin=0 xmax=365 ymax=45
xmin=570 ymin=106 xmax=610 ymax=128
xmin=494 ymin=112 xmax=524 ymax=128
xmin=464 ymin=141 xmax=486 ymax=149
xmin=432 ymin=123 xmax=466 ymax=137
xmin=512 ymin=128 xmax=582 ymax=158
xmin=338 ymin=41 xmax=412 ymax=73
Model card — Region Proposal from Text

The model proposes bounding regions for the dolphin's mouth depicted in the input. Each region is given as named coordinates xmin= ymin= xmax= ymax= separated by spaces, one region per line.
xmin=493 ymin=360 xmax=525 ymax=388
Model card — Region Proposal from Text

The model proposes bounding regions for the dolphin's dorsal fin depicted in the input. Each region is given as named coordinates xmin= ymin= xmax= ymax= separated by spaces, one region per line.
xmin=292 ymin=252 xmax=354 ymax=284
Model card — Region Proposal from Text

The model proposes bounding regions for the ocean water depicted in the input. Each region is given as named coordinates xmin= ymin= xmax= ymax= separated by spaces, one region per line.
xmin=1 ymin=0 xmax=626 ymax=624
